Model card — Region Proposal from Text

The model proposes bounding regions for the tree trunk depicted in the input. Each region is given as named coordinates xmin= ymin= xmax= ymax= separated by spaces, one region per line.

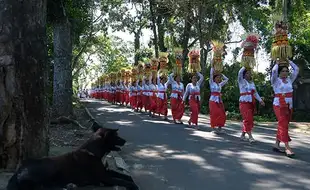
xmin=197 ymin=5 xmax=209 ymax=105
xmin=0 ymin=0 xmax=49 ymax=170
xmin=157 ymin=15 xmax=167 ymax=52
xmin=134 ymin=31 xmax=141 ymax=65
xmin=181 ymin=15 xmax=193 ymax=72
xmin=282 ymin=0 xmax=288 ymax=22
xmin=52 ymin=19 xmax=73 ymax=117
xmin=149 ymin=0 xmax=159 ymax=57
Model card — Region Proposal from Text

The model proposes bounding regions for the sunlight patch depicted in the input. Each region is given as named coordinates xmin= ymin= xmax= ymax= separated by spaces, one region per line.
xmin=241 ymin=162 xmax=277 ymax=174
xmin=114 ymin=120 xmax=133 ymax=125
xmin=190 ymin=130 xmax=222 ymax=140
xmin=238 ymin=151 xmax=287 ymax=164
xmin=170 ymin=154 xmax=223 ymax=171
xmin=134 ymin=149 xmax=165 ymax=159
xmin=251 ymin=180 xmax=282 ymax=189
xmin=171 ymin=154 xmax=205 ymax=163
xmin=142 ymin=119 xmax=172 ymax=124
xmin=218 ymin=149 xmax=235 ymax=156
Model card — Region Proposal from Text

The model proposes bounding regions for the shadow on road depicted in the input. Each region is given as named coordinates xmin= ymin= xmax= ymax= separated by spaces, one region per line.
xmin=84 ymin=99 xmax=310 ymax=190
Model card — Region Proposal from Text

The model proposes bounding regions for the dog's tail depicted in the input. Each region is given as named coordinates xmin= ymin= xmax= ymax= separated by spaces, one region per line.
xmin=6 ymin=173 xmax=19 ymax=190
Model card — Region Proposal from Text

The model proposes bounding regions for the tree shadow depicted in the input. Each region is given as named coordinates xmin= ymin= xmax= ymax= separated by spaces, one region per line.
xmin=85 ymin=100 xmax=310 ymax=190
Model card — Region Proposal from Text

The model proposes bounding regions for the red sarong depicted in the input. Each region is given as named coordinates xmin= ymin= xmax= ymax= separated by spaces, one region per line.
xmin=108 ymin=92 xmax=111 ymax=102
xmin=157 ymin=98 xmax=168 ymax=116
xmin=119 ymin=91 xmax=123 ymax=103
xmin=142 ymin=94 xmax=150 ymax=111
xmin=125 ymin=91 xmax=130 ymax=105
xmin=273 ymin=92 xmax=293 ymax=143
xmin=136 ymin=95 xmax=143 ymax=109
xmin=209 ymin=101 xmax=226 ymax=128
xmin=111 ymin=92 xmax=116 ymax=103
xmin=149 ymin=92 xmax=157 ymax=113
xmin=239 ymin=102 xmax=255 ymax=132
xmin=171 ymin=97 xmax=184 ymax=120
xmin=130 ymin=96 xmax=137 ymax=109
xmin=117 ymin=91 xmax=121 ymax=102
xmin=273 ymin=106 xmax=292 ymax=143
xmin=189 ymin=98 xmax=200 ymax=125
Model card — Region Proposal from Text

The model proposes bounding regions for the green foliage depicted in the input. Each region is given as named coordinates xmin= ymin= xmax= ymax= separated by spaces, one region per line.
xmin=289 ymin=0 xmax=310 ymax=61
xmin=136 ymin=48 xmax=154 ymax=62
xmin=47 ymin=0 xmax=95 ymax=44
xmin=65 ymin=0 xmax=310 ymax=121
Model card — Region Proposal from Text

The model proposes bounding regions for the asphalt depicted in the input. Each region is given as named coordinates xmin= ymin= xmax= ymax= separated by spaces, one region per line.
xmin=83 ymin=99 xmax=310 ymax=190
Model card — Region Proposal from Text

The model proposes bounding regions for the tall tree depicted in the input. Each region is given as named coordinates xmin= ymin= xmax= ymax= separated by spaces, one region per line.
xmin=0 ymin=0 xmax=49 ymax=169
xmin=108 ymin=0 xmax=149 ymax=65
xmin=48 ymin=0 xmax=99 ymax=117
xmin=52 ymin=1 xmax=73 ymax=117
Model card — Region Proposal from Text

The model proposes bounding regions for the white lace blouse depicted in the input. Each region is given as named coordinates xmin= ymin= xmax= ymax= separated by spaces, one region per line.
xmin=209 ymin=68 xmax=228 ymax=103
xmin=183 ymin=72 xmax=203 ymax=101
xmin=271 ymin=61 xmax=299 ymax=108
xmin=156 ymin=73 xmax=168 ymax=100
xmin=129 ymin=85 xmax=137 ymax=97
xmin=142 ymin=77 xmax=151 ymax=96
xmin=166 ymin=73 xmax=184 ymax=99
xmin=238 ymin=67 xmax=262 ymax=103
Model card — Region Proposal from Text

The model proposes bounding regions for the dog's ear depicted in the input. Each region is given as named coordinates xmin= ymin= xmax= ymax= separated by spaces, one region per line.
xmin=112 ymin=128 xmax=119 ymax=132
xmin=91 ymin=121 xmax=101 ymax=133
xmin=103 ymin=130 xmax=112 ymax=139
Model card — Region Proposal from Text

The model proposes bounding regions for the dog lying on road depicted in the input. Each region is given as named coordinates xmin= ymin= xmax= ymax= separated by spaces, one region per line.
xmin=7 ymin=127 xmax=139 ymax=190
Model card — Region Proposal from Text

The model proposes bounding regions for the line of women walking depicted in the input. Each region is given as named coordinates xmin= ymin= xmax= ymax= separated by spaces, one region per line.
xmin=89 ymin=58 xmax=299 ymax=158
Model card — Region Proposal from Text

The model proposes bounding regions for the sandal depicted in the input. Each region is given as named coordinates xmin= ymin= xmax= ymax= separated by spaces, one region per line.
xmin=272 ymin=147 xmax=285 ymax=153
xmin=249 ymin=137 xmax=255 ymax=143
xmin=285 ymin=149 xmax=295 ymax=158
xmin=240 ymin=135 xmax=247 ymax=141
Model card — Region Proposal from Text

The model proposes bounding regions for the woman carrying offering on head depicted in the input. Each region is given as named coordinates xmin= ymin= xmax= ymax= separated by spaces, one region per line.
xmin=238 ymin=33 xmax=265 ymax=143
xmin=209 ymin=41 xmax=229 ymax=133
xmin=156 ymin=52 xmax=169 ymax=120
xmin=238 ymin=67 xmax=265 ymax=142
xmin=149 ymin=58 xmax=159 ymax=117
xmin=209 ymin=68 xmax=228 ymax=133
xmin=270 ymin=20 xmax=299 ymax=157
xmin=167 ymin=72 xmax=184 ymax=124
xmin=167 ymin=49 xmax=185 ymax=124
xmin=271 ymin=59 xmax=299 ymax=157
xmin=183 ymin=72 xmax=203 ymax=128
xmin=183 ymin=50 xmax=203 ymax=129
xmin=156 ymin=71 xmax=169 ymax=120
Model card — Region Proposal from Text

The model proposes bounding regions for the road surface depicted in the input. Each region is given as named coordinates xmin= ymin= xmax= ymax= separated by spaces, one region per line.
xmin=84 ymin=99 xmax=310 ymax=190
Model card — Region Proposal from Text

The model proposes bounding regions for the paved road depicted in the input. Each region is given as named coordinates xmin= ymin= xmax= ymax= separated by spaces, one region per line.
xmin=84 ymin=99 xmax=310 ymax=190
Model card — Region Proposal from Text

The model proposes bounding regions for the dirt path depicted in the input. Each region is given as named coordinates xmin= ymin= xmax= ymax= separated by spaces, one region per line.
xmin=0 ymin=106 xmax=119 ymax=190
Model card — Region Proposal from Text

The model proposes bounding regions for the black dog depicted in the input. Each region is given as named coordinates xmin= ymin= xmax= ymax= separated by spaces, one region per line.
xmin=7 ymin=127 xmax=139 ymax=190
